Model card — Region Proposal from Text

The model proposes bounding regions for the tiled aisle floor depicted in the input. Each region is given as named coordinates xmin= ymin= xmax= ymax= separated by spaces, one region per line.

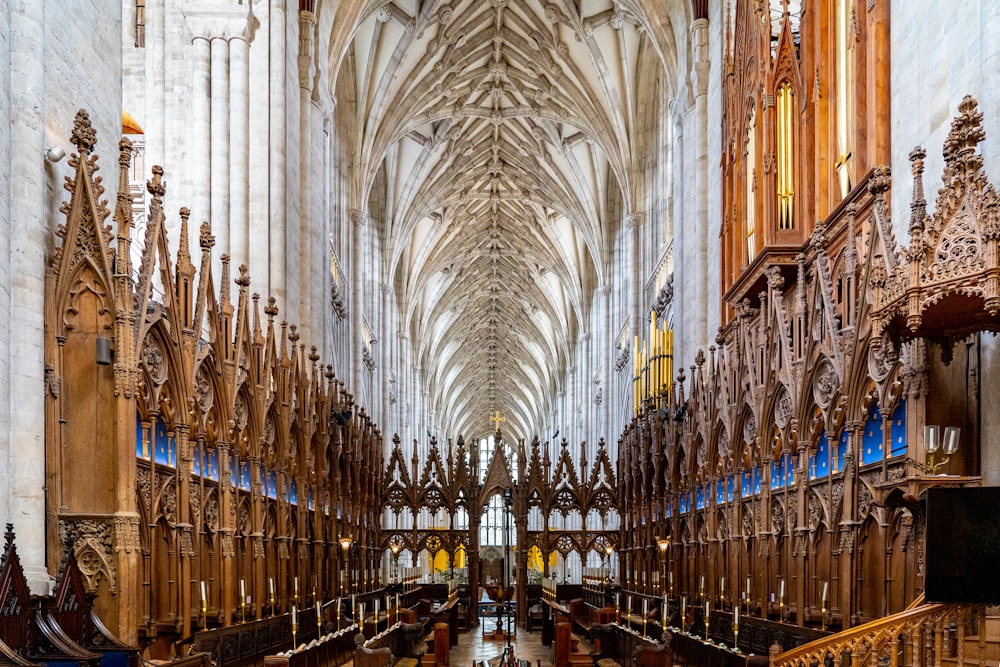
xmin=450 ymin=624 xmax=591 ymax=667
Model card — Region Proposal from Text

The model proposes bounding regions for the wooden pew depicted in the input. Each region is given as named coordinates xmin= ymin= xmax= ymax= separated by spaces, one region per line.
xmin=354 ymin=621 xmax=428 ymax=667
xmin=46 ymin=547 xmax=140 ymax=667
xmin=0 ymin=524 xmax=101 ymax=666
xmin=590 ymin=621 xmax=674 ymax=667
xmin=192 ymin=609 xmax=319 ymax=667
xmin=568 ymin=599 xmax=592 ymax=638
xmin=262 ymin=626 xmax=358 ymax=667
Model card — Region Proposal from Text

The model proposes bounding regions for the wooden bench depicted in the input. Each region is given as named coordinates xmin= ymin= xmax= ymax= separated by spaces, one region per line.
xmin=568 ymin=599 xmax=594 ymax=638
xmin=354 ymin=621 xmax=428 ymax=667
xmin=591 ymin=622 xmax=669 ymax=667
xmin=47 ymin=546 xmax=141 ymax=667
xmin=263 ymin=627 xmax=357 ymax=667
xmin=0 ymin=525 xmax=104 ymax=667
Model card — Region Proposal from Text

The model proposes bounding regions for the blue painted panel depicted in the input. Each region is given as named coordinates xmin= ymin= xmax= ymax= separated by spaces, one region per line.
xmin=192 ymin=444 xmax=202 ymax=477
xmin=267 ymin=471 xmax=277 ymax=499
xmin=153 ymin=420 xmax=173 ymax=466
xmin=289 ymin=479 xmax=298 ymax=505
xmin=239 ymin=460 xmax=251 ymax=491
xmin=206 ymin=448 xmax=220 ymax=481
xmin=813 ymin=430 xmax=830 ymax=479
xmin=727 ymin=475 xmax=734 ymax=503
xmin=890 ymin=400 xmax=907 ymax=458
xmin=695 ymin=486 xmax=705 ymax=510
xmin=862 ymin=403 xmax=884 ymax=465
xmin=772 ymin=458 xmax=784 ymax=490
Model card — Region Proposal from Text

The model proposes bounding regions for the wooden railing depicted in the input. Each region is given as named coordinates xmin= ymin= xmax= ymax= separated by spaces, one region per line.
xmin=770 ymin=602 xmax=991 ymax=667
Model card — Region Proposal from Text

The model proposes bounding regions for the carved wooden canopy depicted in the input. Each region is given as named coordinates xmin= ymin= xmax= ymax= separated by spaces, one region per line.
xmin=871 ymin=96 xmax=1000 ymax=358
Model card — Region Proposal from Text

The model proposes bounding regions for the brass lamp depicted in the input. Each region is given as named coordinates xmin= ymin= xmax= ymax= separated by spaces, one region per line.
xmin=340 ymin=536 xmax=353 ymax=594
xmin=657 ymin=538 xmax=669 ymax=596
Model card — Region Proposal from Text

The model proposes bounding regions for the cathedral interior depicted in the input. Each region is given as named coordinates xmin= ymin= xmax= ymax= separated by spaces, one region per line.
xmin=1 ymin=0 xmax=1000 ymax=666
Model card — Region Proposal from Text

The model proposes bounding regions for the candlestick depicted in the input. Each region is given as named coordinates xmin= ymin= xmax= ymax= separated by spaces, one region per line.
xmin=681 ymin=596 xmax=686 ymax=630
xmin=317 ymin=600 xmax=323 ymax=634
xmin=269 ymin=577 xmax=276 ymax=615
xmin=733 ymin=605 xmax=740 ymax=650
xmin=336 ymin=597 xmax=342 ymax=630
xmin=201 ymin=581 xmax=208 ymax=630
xmin=642 ymin=598 xmax=648 ymax=638
xmin=291 ymin=605 xmax=298 ymax=648
xmin=704 ymin=600 xmax=710 ymax=639
xmin=720 ymin=577 xmax=725 ymax=604
xmin=294 ymin=576 xmax=299 ymax=601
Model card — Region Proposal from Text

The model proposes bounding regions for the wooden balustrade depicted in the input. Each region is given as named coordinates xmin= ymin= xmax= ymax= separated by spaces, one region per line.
xmin=770 ymin=602 xmax=986 ymax=667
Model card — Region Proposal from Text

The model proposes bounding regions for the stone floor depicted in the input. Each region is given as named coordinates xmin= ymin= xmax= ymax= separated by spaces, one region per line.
xmin=449 ymin=623 xmax=591 ymax=667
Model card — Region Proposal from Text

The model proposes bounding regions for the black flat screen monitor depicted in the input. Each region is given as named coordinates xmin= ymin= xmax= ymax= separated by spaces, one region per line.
xmin=925 ymin=486 xmax=1000 ymax=604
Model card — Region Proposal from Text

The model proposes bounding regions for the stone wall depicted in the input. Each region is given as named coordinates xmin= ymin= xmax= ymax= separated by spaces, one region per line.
xmin=890 ymin=0 xmax=1000 ymax=234
xmin=0 ymin=0 xmax=120 ymax=593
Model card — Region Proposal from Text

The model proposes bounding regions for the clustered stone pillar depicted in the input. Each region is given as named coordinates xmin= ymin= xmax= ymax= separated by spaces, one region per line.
xmin=8 ymin=0 xmax=50 ymax=595
xmin=184 ymin=5 xmax=256 ymax=278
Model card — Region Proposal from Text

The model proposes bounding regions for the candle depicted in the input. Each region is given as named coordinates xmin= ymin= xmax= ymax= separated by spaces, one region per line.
xmin=733 ymin=605 xmax=739 ymax=626
xmin=668 ymin=571 xmax=673 ymax=590
xmin=821 ymin=581 xmax=828 ymax=608
xmin=615 ymin=592 xmax=620 ymax=610
xmin=351 ymin=594 xmax=356 ymax=615
xmin=681 ymin=596 xmax=686 ymax=615
xmin=240 ymin=578 xmax=246 ymax=602
xmin=745 ymin=577 xmax=751 ymax=599
xmin=375 ymin=598 xmax=380 ymax=620
xmin=705 ymin=600 xmax=710 ymax=617
xmin=294 ymin=576 xmax=299 ymax=598
xmin=201 ymin=581 xmax=207 ymax=604
xmin=700 ymin=575 xmax=705 ymax=596
xmin=317 ymin=601 xmax=322 ymax=631
xmin=643 ymin=598 xmax=648 ymax=616
xmin=269 ymin=577 xmax=275 ymax=598
xmin=720 ymin=577 xmax=725 ymax=599
xmin=779 ymin=579 xmax=785 ymax=602
xmin=292 ymin=605 xmax=297 ymax=627
xmin=360 ymin=603 xmax=365 ymax=624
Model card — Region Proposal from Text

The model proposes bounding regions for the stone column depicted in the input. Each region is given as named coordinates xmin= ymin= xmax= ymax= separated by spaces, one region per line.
xmin=190 ymin=34 xmax=212 ymax=241
xmin=0 ymin=0 xmax=11 ymax=538
xmin=229 ymin=34 xmax=251 ymax=271
xmin=626 ymin=213 xmax=643 ymax=416
xmin=268 ymin=0 xmax=287 ymax=304
xmin=349 ymin=209 xmax=368 ymax=394
xmin=210 ymin=37 xmax=231 ymax=269
xmin=9 ymin=0 xmax=50 ymax=595
xmin=297 ymin=9 xmax=315 ymax=339
xmin=690 ymin=15 xmax=710 ymax=352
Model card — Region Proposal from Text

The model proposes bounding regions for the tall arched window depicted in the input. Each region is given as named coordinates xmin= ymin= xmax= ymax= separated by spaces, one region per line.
xmin=835 ymin=0 xmax=854 ymax=197
xmin=745 ymin=107 xmax=757 ymax=264
xmin=777 ymin=82 xmax=795 ymax=230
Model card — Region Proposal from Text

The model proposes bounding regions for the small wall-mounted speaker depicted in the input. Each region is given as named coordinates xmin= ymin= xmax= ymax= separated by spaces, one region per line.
xmin=96 ymin=337 xmax=113 ymax=365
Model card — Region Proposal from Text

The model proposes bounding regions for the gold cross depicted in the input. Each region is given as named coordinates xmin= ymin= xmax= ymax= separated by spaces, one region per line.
xmin=489 ymin=410 xmax=506 ymax=432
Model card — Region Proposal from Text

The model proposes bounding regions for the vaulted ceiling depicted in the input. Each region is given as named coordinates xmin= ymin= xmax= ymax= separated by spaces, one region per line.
xmin=327 ymin=0 xmax=687 ymax=440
